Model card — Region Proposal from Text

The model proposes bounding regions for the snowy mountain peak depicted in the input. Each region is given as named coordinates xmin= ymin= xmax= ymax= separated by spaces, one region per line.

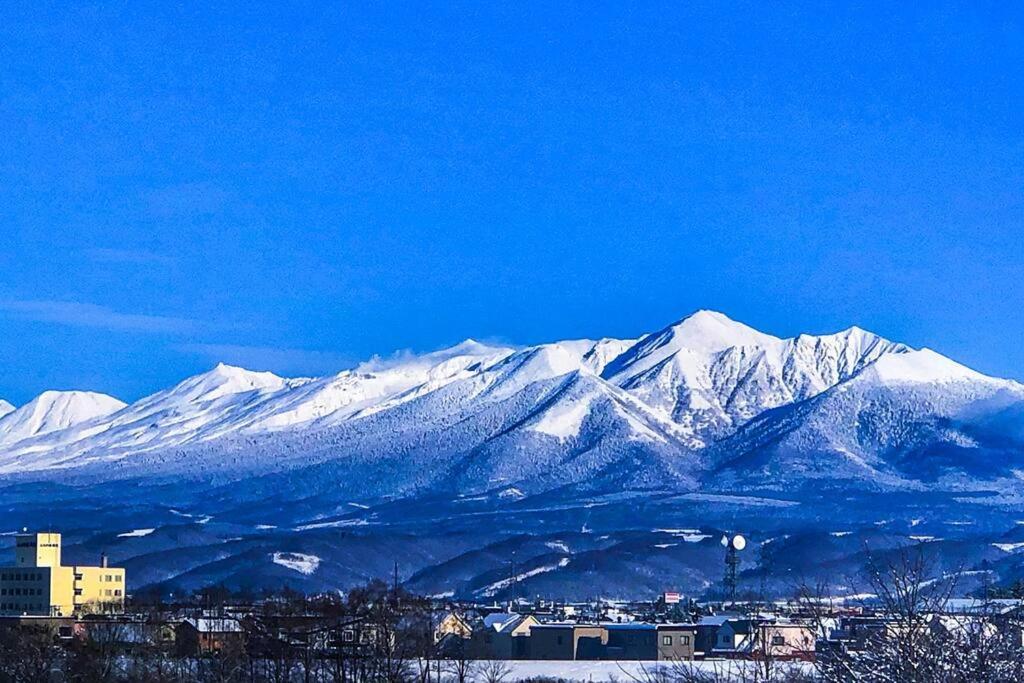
xmin=424 ymin=339 xmax=514 ymax=364
xmin=0 ymin=390 xmax=126 ymax=447
xmin=823 ymin=325 xmax=907 ymax=351
xmin=446 ymin=338 xmax=498 ymax=355
xmin=582 ymin=338 xmax=637 ymax=374
xmin=597 ymin=313 xmax=934 ymax=442
xmin=0 ymin=400 xmax=13 ymax=419
xmin=668 ymin=310 xmax=782 ymax=354
xmin=169 ymin=364 xmax=288 ymax=403
xmin=601 ymin=311 xmax=778 ymax=383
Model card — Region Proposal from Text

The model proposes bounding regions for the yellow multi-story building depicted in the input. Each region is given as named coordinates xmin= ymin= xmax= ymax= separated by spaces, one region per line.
xmin=0 ymin=531 xmax=125 ymax=617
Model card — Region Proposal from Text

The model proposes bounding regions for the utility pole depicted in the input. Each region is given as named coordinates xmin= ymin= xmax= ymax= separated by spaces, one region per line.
xmin=392 ymin=559 xmax=400 ymax=608
xmin=508 ymin=551 xmax=517 ymax=609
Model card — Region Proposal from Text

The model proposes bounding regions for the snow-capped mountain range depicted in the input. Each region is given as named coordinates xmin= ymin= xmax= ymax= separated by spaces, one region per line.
xmin=1 ymin=310 xmax=1021 ymax=498
xmin=4 ymin=310 xmax=1024 ymax=599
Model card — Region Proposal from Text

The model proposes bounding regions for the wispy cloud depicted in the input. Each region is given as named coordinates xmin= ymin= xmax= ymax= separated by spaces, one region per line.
xmin=84 ymin=247 xmax=175 ymax=266
xmin=176 ymin=343 xmax=355 ymax=377
xmin=0 ymin=300 xmax=197 ymax=334
xmin=355 ymin=338 xmax=515 ymax=372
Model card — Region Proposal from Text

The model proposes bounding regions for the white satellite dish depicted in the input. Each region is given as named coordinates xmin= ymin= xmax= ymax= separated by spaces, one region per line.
xmin=732 ymin=534 xmax=747 ymax=551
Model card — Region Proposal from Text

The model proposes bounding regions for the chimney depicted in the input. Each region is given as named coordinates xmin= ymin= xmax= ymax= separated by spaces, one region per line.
xmin=100 ymin=553 xmax=108 ymax=568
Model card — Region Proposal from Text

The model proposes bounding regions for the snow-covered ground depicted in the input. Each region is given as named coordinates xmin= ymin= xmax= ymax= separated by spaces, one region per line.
xmin=476 ymin=558 xmax=571 ymax=597
xmin=117 ymin=528 xmax=155 ymax=537
xmin=271 ymin=552 xmax=321 ymax=575
xmin=461 ymin=659 xmax=813 ymax=682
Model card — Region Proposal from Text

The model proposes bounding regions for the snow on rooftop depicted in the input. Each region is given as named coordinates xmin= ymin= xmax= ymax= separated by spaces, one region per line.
xmin=187 ymin=617 xmax=243 ymax=633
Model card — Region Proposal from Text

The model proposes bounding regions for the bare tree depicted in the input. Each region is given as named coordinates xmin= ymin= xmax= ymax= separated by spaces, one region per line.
xmin=477 ymin=659 xmax=512 ymax=683
xmin=62 ymin=619 xmax=128 ymax=682
xmin=0 ymin=624 xmax=65 ymax=683
xmin=804 ymin=545 xmax=1024 ymax=683
xmin=444 ymin=648 xmax=476 ymax=683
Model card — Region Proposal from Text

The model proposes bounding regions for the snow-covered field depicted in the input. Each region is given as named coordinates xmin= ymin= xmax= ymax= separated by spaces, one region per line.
xmin=464 ymin=660 xmax=813 ymax=682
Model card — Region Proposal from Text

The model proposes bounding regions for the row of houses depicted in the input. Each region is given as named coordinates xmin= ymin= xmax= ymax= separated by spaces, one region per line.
xmin=0 ymin=610 xmax=391 ymax=659
xmin=438 ymin=611 xmax=816 ymax=661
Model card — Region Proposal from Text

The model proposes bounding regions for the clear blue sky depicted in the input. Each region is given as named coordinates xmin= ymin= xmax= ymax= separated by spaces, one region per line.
xmin=1 ymin=2 xmax=1022 ymax=404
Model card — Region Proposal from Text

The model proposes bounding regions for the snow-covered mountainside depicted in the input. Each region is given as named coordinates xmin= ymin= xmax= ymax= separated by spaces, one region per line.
xmin=2 ymin=310 xmax=1024 ymax=598
xmin=0 ymin=400 xmax=13 ymax=419
xmin=0 ymin=391 xmax=125 ymax=448
xmin=0 ymin=310 xmax=1020 ymax=498
xmin=707 ymin=349 xmax=1024 ymax=491
xmin=601 ymin=311 xmax=910 ymax=444
xmin=0 ymin=342 xmax=515 ymax=473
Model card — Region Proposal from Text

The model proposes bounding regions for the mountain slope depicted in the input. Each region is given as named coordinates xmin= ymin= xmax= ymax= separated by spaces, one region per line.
xmin=3 ymin=311 xmax=1024 ymax=598
xmin=706 ymin=349 xmax=1024 ymax=491
xmin=0 ymin=342 xmax=510 ymax=472
xmin=0 ymin=391 xmax=125 ymax=448
xmin=0 ymin=311 xmax=1019 ymax=500
xmin=0 ymin=365 xmax=291 ymax=472
xmin=77 ymin=341 xmax=698 ymax=502
xmin=601 ymin=311 xmax=910 ymax=444
xmin=0 ymin=400 xmax=13 ymax=419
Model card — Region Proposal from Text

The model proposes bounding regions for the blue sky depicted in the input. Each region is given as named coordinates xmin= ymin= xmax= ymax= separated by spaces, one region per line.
xmin=1 ymin=2 xmax=1022 ymax=404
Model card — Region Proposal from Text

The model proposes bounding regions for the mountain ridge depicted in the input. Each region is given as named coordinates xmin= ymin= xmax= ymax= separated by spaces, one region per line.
xmin=0 ymin=310 xmax=1020 ymax=498
xmin=3 ymin=310 xmax=1024 ymax=599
